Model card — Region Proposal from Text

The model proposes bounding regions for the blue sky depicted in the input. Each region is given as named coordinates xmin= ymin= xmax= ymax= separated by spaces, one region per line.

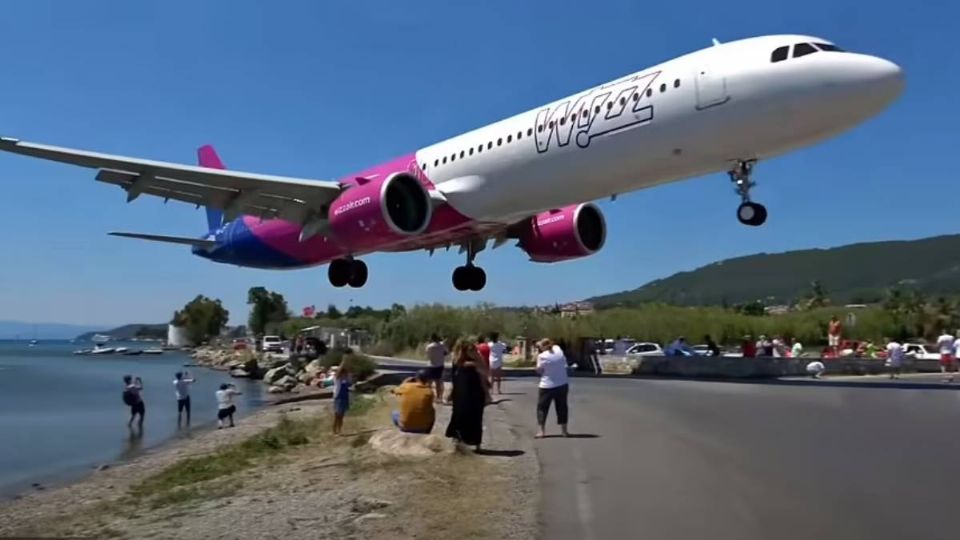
xmin=0 ymin=0 xmax=951 ymax=326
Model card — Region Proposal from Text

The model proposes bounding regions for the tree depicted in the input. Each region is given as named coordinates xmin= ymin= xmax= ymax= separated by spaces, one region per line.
xmin=247 ymin=287 xmax=290 ymax=336
xmin=171 ymin=295 xmax=229 ymax=345
xmin=803 ymin=280 xmax=829 ymax=310
xmin=326 ymin=304 xmax=342 ymax=320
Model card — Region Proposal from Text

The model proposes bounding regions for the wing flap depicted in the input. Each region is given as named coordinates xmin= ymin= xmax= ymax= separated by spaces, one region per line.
xmin=109 ymin=232 xmax=217 ymax=249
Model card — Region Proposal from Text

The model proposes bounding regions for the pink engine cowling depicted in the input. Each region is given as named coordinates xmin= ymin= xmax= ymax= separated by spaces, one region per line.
xmin=517 ymin=203 xmax=607 ymax=262
xmin=327 ymin=173 xmax=433 ymax=252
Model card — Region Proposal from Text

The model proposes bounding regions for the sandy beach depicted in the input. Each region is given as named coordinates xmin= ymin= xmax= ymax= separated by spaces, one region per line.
xmin=0 ymin=388 xmax=538 ymax=539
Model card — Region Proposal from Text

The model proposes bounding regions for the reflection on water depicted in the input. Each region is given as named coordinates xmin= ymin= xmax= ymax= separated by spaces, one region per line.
xmin=0 ymin=341 xmax=266 ymax=495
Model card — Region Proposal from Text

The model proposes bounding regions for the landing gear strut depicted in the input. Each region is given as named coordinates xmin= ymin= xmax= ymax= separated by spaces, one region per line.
xmin=729 ymin=160 xmax=767 ymax=227
xmin=328 ymin=258 xmax=368 ymax=288
xmin=452 ymin=242 xmax=486 ymax=292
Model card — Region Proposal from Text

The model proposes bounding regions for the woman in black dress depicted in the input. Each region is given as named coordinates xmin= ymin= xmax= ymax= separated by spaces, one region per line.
xmin=445 ymin=338 xmax=487 ymax=451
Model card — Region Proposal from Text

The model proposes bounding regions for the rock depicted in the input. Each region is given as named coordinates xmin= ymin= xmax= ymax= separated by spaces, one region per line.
xmin=268 ymin=385 xmax=285 ymax=394
xmin=351 ymin=496 xmax=391 ymax=514
xmin=225 ymin=360 xmax=244 ymax=370
xmin=297 ymin=371 xmax=314 ymax=383
xmin=96 ymin=464 xmax=111 ymax=471
xmin=230 ymin=368 xmax=251 ymax=378
xmin=275 ymin=374 xmax=298 ymax=389
xmin=264 ymin=366 xmax=289 ymax=384
xmin=368 ymin=429 xmax=456 ymax=458
xmin=354 ymin=512 xmax=388 ymax=524
xmin=304 ymin=359 xmax=324 ymax=376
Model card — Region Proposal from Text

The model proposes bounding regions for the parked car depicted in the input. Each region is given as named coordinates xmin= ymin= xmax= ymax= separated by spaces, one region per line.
xmin=902 ymin=343 xmax=939 ymax=360
xmin=625 ymin=342 xmax=664 ymax=357
xmin=260 ymin=335 xmax=284 ymax=353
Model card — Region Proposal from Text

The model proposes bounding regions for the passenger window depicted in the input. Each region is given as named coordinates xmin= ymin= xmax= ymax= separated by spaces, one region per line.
xmin=594 ymin=105 xmax=601 ymax=114
xmin=487 ymin=142 xmax=493 ymax=149
xmin=646 ymin=88 xmax=653 ymax=98
xmin=507 ymin=134 xmax=512 ymax=143
xmin=442 ymin=156 xmax=447 ymax=164
xmin=581 ymin=110 xmax=588 ymax=117
xmin=469 ymin=148 xmax=474 ymax=156
xmin=632 ymin=93 xmax=639 ymax=102
xmin=478 ymin=145 xmax=483 ymax=153
xmin=659 ymin=83 xmax=666 ymax=93
xmin=570 ymin=114 xmax=576 ymax=122
xmin=527 ymin=128 xmax=533 ymax=136
xmin=674 ymin=79 xmax=680 ymax=88
xmin=497 ymin=138 xmax=502 ymax=146
xmin=793 ymin=43 xmax=817 ymax=58
xmin=537 ymin=125 xmax=544 ymax=133
xmin=771 ymin=46 xmax=789 ymax=63
xmin=619 ymin=97 xmax=626 ymax=106
xmin=434 ymin=159 xmax=439 ymax=167
xmin=549 ymin=121 xmax=555 ymax=128
xmin=607 ymin=102 xmax=613 ymax=110
xmin=560 ymin=117 xmax=566 ymax=126
xmin=451 ymin=154 xmax=456 ymax=162
xmin=459 ymin=150 xmax=464 ymax=158
xmin=517 ymin=131 xmax=523 ymax=139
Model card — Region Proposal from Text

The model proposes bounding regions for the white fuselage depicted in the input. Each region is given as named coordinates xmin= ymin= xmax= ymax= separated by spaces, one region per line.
xmin=416 ymin=34 xmax=903 ymax=223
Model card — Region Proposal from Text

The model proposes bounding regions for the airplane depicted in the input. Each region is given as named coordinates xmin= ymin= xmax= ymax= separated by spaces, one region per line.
xmin=0 ymin=34 xmax=902 ymax=292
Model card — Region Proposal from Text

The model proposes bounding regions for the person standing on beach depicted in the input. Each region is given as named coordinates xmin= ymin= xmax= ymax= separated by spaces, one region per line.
xmin=173 ymin=371 xmax=195 ymax=427
xmin=216 ymin=383 xmax=242 ymax=428
xmin=122 ymin=375 xmax=145 ymax=429
xmin=445 ymin=339 xmax=487 ymax=452
xmin=488 ymin=332 xmax=507 ymax=394
xmin=425 ymin=334 xmax=448 ymax=403
xmin=332 ymin=359 xmax=351 ymax=435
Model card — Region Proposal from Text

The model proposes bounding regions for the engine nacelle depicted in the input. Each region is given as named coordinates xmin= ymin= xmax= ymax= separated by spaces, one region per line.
xmin=517 ymin=203 xmax=606 ymax=262
xmin=327 ymin=173 xmax=432 ymax=251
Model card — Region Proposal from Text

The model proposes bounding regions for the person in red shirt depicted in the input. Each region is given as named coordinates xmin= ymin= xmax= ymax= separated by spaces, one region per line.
xmin=742 ymin=335 xmax=757 ymax=358
xmin=475 ymin=334 xmax=491 ymax=371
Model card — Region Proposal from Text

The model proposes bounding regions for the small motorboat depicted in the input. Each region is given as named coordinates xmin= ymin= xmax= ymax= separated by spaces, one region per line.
xmin=73 ymin=349 xmax=91 ymax=355
xmin=143 ymin=348 xmax=164 ymax=355
xmin=114 ymin=347 xmax=129 ymax=354
xmin=123 ymin=349 xmax=143 ymax=356
xmin=90 ymin=345 xmax=115 ymax=355
xmin=28 ymin=340 xmax=38 ymax=347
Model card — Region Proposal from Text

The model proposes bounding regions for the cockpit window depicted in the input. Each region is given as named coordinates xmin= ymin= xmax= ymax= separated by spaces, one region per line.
xmin=813 ymin=42 xmax=844 ymax=52
xmin=793 ymin=43 xmax=818 ymax=58
xmin=771 ymin=46 xmax=789 ymax=63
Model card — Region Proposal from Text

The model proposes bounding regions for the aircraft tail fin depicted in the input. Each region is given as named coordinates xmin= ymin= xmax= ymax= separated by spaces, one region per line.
xmin=197 ymin=144 xmax=225 ymax=232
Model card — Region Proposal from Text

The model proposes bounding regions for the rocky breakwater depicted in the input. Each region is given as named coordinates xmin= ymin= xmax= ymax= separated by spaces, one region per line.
xmin=262 ymin=357 xmax=331 ymax=394
xmin=190 ymin=346 xmax=266 ymax=380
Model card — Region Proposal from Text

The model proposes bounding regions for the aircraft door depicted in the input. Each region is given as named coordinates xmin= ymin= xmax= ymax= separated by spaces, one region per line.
xmin=695 ymin=62 xmax=729 ymax=110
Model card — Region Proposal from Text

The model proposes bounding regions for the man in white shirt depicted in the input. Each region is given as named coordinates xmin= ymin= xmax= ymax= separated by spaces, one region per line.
xmin=936 ymin=331 xmax=955 ymax=383
xmin=216 ymin=383 xmax=243 ymax=428
xmin=535 ymin=338 xmax=570 ymax=439
xmin=173 ymin=371 xmax=195 ymax=427
xmin=611 ymin=336 xmax=628 ymax=357
xmin=488 ymin=332 xmax=508 ymax=395
xmin=425 ymin=335 xmax=448 ymax=403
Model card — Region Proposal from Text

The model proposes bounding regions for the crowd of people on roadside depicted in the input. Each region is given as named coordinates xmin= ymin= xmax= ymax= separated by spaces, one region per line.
xmin=121 ymin=370 xmax=244 ymax=433
xmin=373 ymin=334 xmax=571 ymax=451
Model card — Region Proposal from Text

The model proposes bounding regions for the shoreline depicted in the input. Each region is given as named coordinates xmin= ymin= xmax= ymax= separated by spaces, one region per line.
xmin=0 ymin=388 xmax=539 ymax=539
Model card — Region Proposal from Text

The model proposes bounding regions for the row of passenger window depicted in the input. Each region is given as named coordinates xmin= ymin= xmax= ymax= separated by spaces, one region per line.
xmin=422 ymin=78 xmax=682 ymax=170
xmin=770 ymin=42 xmax=844 ymax=63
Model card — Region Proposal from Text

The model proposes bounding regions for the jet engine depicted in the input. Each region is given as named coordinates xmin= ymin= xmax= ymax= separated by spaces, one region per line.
xmin=517 ymin=203 xmax=606 ymax=262
xmin=327 ymin=173 xmax=432 ymax=251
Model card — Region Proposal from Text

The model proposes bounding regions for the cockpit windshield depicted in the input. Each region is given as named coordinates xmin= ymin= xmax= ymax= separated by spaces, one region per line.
xmin=771 ymin=42 xmax=846 ymax=63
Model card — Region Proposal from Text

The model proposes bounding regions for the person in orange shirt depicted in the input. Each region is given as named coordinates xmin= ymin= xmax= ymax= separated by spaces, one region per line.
xmin=392 ymin=370 xmax=436 ymax=434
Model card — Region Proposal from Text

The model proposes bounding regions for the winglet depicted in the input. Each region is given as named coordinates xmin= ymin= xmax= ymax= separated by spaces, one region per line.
xmin=712 ymin=38 xmax=721 ymax=46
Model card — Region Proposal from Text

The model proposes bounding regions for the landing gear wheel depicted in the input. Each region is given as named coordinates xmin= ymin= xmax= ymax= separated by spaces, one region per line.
xmin=737 ymin=202 xmax=767 ymax=227
xmin=347 ymin=260 xmax=368 ymax=288
xmin=328 ymin=259 xmax=351 ymax=288
xmin=452 ymin=266 xmax=472 ymax=291
xmin=452 ymin=265 xmax=487 ymax=291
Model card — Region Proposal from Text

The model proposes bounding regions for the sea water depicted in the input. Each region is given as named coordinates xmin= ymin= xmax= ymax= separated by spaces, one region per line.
xmin=0 ymin=340 xmax=266 ymax=496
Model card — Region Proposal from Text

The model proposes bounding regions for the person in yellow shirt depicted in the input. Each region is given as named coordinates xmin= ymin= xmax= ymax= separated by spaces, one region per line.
xmin=392 ymin=370 xmax=436 ymax=434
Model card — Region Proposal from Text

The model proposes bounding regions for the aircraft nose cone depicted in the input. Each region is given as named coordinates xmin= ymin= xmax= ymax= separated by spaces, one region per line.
xmin=856 ymin=55 xmax=904 ymax=101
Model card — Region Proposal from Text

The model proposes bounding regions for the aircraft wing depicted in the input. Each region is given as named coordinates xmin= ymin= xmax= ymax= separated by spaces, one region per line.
xmin=0 ymin=137 xmax=343 ymax=224
xmin=109 ymin=232 xmax=216 ymax=249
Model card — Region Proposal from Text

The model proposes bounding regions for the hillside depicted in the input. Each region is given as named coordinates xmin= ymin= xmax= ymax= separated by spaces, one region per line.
xmin=0 ymin=320 xmax=103 ymax=340
xmin=589 ymin=234 xmax=960 ymax=308
xmin=75 ymin=324 xmax=167 ymax=342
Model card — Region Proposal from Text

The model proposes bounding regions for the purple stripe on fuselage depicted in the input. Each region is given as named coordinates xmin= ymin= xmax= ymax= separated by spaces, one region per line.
xmin=220 ymin=153 xmax=477 ymax=268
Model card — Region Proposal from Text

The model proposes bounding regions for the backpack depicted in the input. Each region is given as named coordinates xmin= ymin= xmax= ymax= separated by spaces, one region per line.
xmin=122 ymin=389 xmax=136 ymax=406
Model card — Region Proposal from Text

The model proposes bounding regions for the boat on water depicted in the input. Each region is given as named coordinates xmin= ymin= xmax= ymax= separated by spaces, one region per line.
xmin=89 ymin=345 xmax=115 ymax=355
xmin=114 ymin=347 xmax=129 ymax=354
xmin=143 ymin=348 xmax=164 ymax=355
xmin=123 ymin=349 xmax=143 ymax=356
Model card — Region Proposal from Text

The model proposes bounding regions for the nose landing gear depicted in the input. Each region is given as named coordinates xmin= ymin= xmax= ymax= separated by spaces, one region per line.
xmin=328 ymin=258 xmax=368 ymax=288
xmin=729 ymin=160 xmax=767 ymax=227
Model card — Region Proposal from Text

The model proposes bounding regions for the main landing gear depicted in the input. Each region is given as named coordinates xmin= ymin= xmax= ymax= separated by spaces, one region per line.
xmin=452 ymin=241 xmax=486 ymax=292
xmin=729 ymin=159 xmax=767 ymax=227
xmin=328 ymin=258 xmax=367 ymax=288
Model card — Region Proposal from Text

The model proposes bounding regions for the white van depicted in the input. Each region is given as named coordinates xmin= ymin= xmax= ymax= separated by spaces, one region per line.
xmin=261 ymin=335 xmax=284 ymax=353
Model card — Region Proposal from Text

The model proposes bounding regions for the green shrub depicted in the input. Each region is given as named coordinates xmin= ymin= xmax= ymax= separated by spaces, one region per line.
xmin=320 ymin=348 xmax=377 ymax=381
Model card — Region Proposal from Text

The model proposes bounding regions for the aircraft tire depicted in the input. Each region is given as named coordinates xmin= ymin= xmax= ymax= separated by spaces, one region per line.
xmin=737 ymin=202 xmax=767 ymax=226
xmin=348 ymin=260 xmax=368 ymax=288
xmin=328 ymin=259 xmax=351 ymax=288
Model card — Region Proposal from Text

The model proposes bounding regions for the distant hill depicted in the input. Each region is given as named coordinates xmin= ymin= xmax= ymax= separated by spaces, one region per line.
xmin=0 ymin=320 xmax=103 ymax=340
xmin=75 ymin=323 xmax=167 ymax=342
xmin=589 ymin=235 xmax=960 ymax=308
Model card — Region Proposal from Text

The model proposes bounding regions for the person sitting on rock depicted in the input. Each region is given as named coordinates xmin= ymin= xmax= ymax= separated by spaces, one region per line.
xmin=392 ymin=370 xmax=436 ymax=434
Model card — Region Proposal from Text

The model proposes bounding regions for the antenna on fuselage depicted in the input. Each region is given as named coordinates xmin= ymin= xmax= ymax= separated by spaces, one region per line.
xmin=712 ymin=38 xmax=721 ymax=46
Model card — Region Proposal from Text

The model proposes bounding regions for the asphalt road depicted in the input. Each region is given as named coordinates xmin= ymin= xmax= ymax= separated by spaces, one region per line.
xmin=497 ymin=376 xmax=960 ymax=540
